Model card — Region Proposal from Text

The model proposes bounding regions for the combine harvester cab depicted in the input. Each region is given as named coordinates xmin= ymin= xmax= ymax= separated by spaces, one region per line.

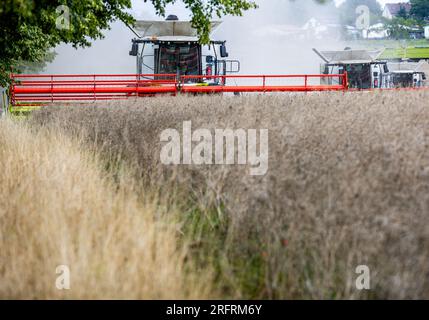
xmin=129 ymin=15 xmax=240 ymax=89
xmin=313 ymin=48 xmax=389 ymax=90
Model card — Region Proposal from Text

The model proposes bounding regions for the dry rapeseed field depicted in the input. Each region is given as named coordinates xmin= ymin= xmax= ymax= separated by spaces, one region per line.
xmin=0 ymin=120 xmax=213 ymax=299
xmin=2 ymin=90 xmax=429 ymax=299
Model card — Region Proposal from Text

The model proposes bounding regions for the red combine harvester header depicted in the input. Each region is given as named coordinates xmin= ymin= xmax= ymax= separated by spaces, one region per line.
xmin=10 ymin=73 xmax=348 ymax=104
xmin=8 ymin=16 xmax=348 ymax=113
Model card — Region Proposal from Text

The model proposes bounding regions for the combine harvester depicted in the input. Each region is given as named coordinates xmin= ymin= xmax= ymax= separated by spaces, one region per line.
xmin=386 ymin=60 xmax=428 ymax=88
xmin=8 ymin=15 xmax=347 ymax=114
xmin=314 ymin=47 xmax=429 ymax=89
xmin=314 ymin=48 xmax=389 ymax=89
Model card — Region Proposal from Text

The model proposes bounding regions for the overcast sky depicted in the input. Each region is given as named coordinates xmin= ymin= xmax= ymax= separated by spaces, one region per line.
xmin=335 ymin=0 xmax=409 ymax=6
xmin=131 ymin=0 xmax=411 ymax=20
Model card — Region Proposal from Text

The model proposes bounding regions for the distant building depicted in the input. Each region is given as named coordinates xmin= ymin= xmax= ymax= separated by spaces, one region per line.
xmin=367 ymin=23 xmax=389 ymax=39
xmin=425 ymin=26 xmax=429 ymax=39
xmin=382 ymin=3 xmax=412 ymax=20
xmin=302 ymin=18 xmax=342 ymax=40
xmin=252 ymin=18 xmax=342 ymax=41
xmin=344 ymin=25 xmax=361 ymax=40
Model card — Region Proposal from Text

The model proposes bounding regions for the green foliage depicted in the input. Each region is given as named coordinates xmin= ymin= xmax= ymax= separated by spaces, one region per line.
xmin=380 ymin=46 xmax=429 ymax=59
xmin=410 ymin=0 xmax=429 ymax=21
xmin=385 ymin=16 xmax=423 ymax=39
xmin=0 ymin=0 xmax=134 ymax=86
xmin=147 ymin=0 xmax=257 ymax=44
xmin=15 ymin=51 xmax=57 ymax=74
xmin=397 ymin=5 xmax=409 ymax=19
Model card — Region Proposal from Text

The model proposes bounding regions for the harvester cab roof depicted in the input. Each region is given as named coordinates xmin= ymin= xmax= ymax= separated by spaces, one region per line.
xmin=129 ymin=16 xmax=239 ymax=85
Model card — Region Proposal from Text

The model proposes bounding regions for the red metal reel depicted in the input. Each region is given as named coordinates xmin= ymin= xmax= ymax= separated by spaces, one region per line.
xmin=10 ymin=73 xmax=348 ymax=106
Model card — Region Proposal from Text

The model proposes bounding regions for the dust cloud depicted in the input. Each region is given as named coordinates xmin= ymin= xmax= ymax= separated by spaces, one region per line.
xmin=44 ymin=0 xmax=347 ymax=75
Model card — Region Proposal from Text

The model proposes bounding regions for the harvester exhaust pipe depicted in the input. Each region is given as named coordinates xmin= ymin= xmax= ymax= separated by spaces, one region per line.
xmin=166 ymin=14 xmax=179 ymax=21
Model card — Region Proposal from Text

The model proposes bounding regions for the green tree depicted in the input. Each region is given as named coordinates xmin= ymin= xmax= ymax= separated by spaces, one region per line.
xmin=0 ymin=1 xmax=136 ymax=86
xmin=15 ymin=51 xmax=57 ymax=75
xmin=397 ymin=5 xmax=409 ymax=19
xmin=150 ymin=0 xmax=257 ymax=44
xmin=386 ymin=16 xmax=421 ymax=39
xmin=0 ymin=0 xmax=257 ymax=86
xmin=410 ymin=0 xmax=429 ymax=21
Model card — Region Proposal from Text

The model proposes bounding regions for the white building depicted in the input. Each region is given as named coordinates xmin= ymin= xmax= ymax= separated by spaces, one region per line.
xmin=367 ymin=23 xmax=389 ymax=39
